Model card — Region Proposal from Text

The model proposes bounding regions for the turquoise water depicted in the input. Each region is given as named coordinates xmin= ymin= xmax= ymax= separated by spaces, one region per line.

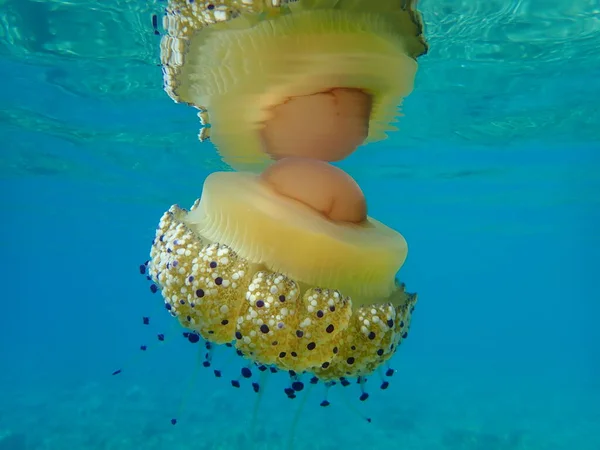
xmin=1 ymin=0 xmax=599 ymax=449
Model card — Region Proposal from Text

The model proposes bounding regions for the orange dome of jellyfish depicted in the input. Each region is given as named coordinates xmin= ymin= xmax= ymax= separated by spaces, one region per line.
xmin=142 ymin=0 xmax=428 ymax=409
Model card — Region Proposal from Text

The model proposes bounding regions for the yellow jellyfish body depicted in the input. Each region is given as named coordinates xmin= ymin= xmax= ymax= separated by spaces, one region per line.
xmin=147 ymin=170 xmax=417 ymax=378
xmin=148 ymin=0 xmax=427 ymax=389
xmin=160 ymin=0 xmax=428 ymax=171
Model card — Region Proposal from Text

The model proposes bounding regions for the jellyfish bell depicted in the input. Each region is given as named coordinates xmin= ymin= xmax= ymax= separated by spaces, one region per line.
xmin=160 ymin=0 xmax=428 ymax=171
xmin=147 ymin=166 xmax=416 ymax=379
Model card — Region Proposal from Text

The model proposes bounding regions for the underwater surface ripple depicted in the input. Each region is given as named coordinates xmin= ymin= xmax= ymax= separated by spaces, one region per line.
xmin=0 ymin=0 xmax=599 ymax=449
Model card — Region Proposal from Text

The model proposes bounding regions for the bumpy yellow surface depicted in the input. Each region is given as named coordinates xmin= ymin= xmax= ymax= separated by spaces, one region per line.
xmin=148 ymin=202 xmax=417 ymax=379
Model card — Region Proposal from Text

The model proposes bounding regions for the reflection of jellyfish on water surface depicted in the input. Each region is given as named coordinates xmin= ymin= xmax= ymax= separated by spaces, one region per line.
xmin=121 ymin=0 xmax=428 ymax=434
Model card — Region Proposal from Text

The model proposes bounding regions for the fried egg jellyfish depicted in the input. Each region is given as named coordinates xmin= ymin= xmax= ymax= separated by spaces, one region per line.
xmin=133 ymin=0 xmax=428 ymax=433
xmin=147 ymin=163 xmax=417 ymax=376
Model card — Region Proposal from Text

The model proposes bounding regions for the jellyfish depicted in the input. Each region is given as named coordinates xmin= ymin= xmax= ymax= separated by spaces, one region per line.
xmin=147 ymin=160 xmax=416 ymax=374
xmin=140 ymin=0 xmax=427 ymax=414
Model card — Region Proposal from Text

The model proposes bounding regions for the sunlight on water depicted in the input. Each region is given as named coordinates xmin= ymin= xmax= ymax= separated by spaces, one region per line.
xmin=0 ymin=0 xmax=599 ymax=179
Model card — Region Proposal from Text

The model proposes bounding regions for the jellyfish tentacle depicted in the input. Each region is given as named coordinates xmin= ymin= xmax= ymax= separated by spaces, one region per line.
xmin=172 ymin=344 xmax=206 ymax=425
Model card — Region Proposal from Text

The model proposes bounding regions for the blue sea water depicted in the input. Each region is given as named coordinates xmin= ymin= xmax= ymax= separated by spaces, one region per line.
xmin=1 ymin=1 xmax=599 ymax=449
